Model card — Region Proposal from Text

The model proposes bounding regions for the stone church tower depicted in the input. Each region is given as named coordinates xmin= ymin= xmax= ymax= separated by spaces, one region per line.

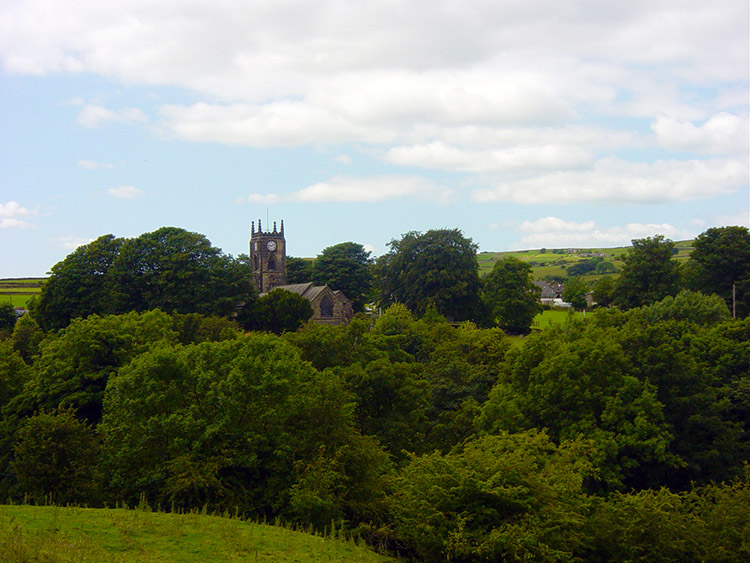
xmin=250 ymin=219 xmax=287 ymax=292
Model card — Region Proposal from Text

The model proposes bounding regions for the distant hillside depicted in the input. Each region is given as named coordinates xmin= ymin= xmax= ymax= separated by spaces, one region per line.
xmin=0 ymin=278 xmax=44 ymax=308
xmin=478 ymin=240 xmax=694 ymax=281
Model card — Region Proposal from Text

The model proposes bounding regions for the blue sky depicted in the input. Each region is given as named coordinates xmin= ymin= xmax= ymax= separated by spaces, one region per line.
xmin=1 ymin=0 xmax=748 ymax=278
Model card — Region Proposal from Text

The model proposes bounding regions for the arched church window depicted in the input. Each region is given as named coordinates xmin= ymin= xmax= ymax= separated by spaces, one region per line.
xmin=253 ymin=255 xmax=258 ymax=269
xmin=268 ymin=254 xmax=276 ymax=271
xmin=320 ymin=295 xmax=333 ymax=318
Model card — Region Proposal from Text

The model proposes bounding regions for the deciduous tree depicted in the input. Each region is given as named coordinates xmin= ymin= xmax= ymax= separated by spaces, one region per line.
xmin=376 ymin=229 xmax=483 ymax=322
xmin=33 ymin=234 xmax=124 ymax=330
xmin=312 ymin=242 xmax=373 ymax=312
xmin=482 ymin=257 xmax=541 ymax=334
xmin=563 ymin=277 xmax=589 ymax=310
xmin=687 ymin=225 xmax=750 ymax=318
xmin=614 ymin=235 xmax=681 ymax=310
xmin=241 ymin=288 xmax=313 ymax=334
xmin=110 ymin=227 xmax=251 ymax=317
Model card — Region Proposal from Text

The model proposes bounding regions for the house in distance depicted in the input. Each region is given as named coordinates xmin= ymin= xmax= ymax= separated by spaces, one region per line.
xmin=250 ymin=220 xmax=354 ymax=325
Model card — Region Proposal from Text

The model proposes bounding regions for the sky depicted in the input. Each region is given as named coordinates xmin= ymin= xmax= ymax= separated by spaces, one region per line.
xmin=1 ymin=0 xmax=748 ymax=278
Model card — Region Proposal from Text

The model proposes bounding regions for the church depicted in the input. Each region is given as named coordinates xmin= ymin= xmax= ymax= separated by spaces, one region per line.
xmin=250 ymin=220 xmax=354 ymax=325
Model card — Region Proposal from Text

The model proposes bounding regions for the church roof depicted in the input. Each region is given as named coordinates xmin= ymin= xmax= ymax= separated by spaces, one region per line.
xmin=261 ymin=282 xmax=328 ymax=301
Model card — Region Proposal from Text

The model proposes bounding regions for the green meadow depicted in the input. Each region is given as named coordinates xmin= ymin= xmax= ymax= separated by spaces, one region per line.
xmin=0 ymin=504 xmax=396 ymax=563
xmin=0 ymin=278 xmax=44 ymax=308
xmin=477 ymin=240 xmax=693 ymax=280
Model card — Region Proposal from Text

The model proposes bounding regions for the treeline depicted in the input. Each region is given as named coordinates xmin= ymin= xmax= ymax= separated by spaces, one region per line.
xmin=8 ymin=225 xmax=749 ymax=337
xmin=1 ymin=298 xmax=748 ymax=561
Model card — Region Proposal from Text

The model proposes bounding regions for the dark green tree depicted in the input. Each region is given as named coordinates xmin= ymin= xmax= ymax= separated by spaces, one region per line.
xmin=0 ymin=340 xmax=29 ymax=410
xmin=687 ymin=226 xmax=750 ymax=318
xmin=312 ymin=242 xmax=373 ymax=312
xmin=482 ymin=257 xmax=541 ymax=334
xmin=110 ymin=227 xmax=251 ymax=317
xmin=100 ymin=334 xmax=390 ymax=522
xmin=11 ymin=313 xmax=45 ymax=363
xmin=14 ymin=310 xmax=181 ymax=426
xmin=242 ymin=288 xmax=313 ymax=334
xmin=479 ymin=319 xmax=680 ymax=490
xmin=592 ymin=276 xmax=616 ymax=307
xmin=614 ymin=235 xmax=681 ymax=310
xmin=375 ymin=229 xmax=483 ymax=322
xmin=563 ymin=277 xmax=590 ymax=310
xmin=0 ymin=303 xmax=17 ymax=335
xmin=390 ymin=430 xmax=593 ymax=562
xmin=286 ymin=256 xmax=315 ymax=284
xmin=33 ymin=234 xmax=124 ymax=330
xmin=11 ymin=409 xmax=102 ymax=505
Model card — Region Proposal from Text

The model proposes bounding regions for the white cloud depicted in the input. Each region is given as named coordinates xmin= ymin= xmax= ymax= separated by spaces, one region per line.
xmin=107 ymin=185 xmax=144 ymax=199
xmin=514 ymin=217 xmax=694 ymax=248
xmin=0 ymin=201 xmax=36 ymax=228
xmin=292 ymin=176 xmax=453 ymax=204
xmin=385 ymin=141 xmax=592 ymax=174
xmin=78 ymin=159 xmax=114 ymax=169
xmin=52 ymin=236 xmax=95 ymax=251
xmin=238 ymin=193 xmax=280 ymax=205
xmin=237 ymin=176 xmax=452 ymax=204
xmin=652 ymin=112 xmax=749 ymax=155
xmin=472 ymin=157 xmax=748 ymax=204
xmin=1 ymin=0 xmax=747 ymax=212
xmin=78 ymin=104 xmax=147 ymax=128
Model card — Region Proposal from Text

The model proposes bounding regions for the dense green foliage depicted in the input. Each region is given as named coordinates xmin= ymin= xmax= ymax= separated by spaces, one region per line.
xmin=614 ymin=235 xmax=681 ymax=309
xmin=2 ymin=224 xmax=749 ymax=561
xmin=239 ymin=288 xmax=313 ymax=334
xmin=482 ymin=257 xmax=542 ymax=334
xmin=286 ymin=256 xmax=315 ymax=284
xmin=313 ymin=242 xmax=374 ymax=313
xmin=375 ymin=229 xmax=484 ymax=322
xmin=2 ymin=295 xmax=747 ymax=560
xmin=686 ymin=225 xmax=750 ymax=318
xmin=32 ymin=228 xmax=253 ymax=331
xmin=562 ymin=276 xmax=589 ymax=310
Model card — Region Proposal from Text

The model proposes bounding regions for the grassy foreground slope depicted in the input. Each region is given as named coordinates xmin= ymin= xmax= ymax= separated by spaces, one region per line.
xmin=0 ymin=505 xmax=396 ymax=562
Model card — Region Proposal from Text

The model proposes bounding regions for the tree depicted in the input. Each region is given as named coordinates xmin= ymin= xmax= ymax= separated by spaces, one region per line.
xmin=17 ymin=310 xmax=181 ymax=425
xmin=480 ymin=319 xmax=681 ymax=490
xmin=242 ymin=288 xmax=313 ymax=334
xmin=33 ymin=228 xmax=254 ymax=330
xmin=0 ymin=340 xmax=29 ymax=410
xmin=687 ymin=226 xmax=750 ymax=318
xmin=482 ymin=257 xmax=541 ymax=334
xmin=563 ymin=277 xmax=589 ymax=310
xmin=614 ymin=235 xmax=681 ymax=310
xmin=100 ymin=334 xmax=390 ymax=521
xmin=592 ymin=277 xmax=616 ymax=307
xmin=312 ymin=242 xmax=373 ymax=312
xmin=286 ymin=256 xmax=314 ymax=284
xmin=390 ymin=431 xmax=593 ymax=562
xmin=0 ymin=303 xmax=17 ymax=335
xmin=110 ymin=227 xmax=251 ymax=317
xmin=33 ymin=234 xmax=124 ymax=330
xmin=11 ymin=409 xmax=102 ymax=505
xmin=375 ymin=229 xmax=483 ymax=322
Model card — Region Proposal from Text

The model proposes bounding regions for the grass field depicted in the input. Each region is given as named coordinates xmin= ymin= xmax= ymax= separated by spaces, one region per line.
xmin=532 ymin=308 xmax=593 ymax=329
xmin=0 ymin=504 xmax=396 ymax=562
xmin=477 ymin=240 xmax=693 ymax=280
xmin=0 ymin=278 xmax=44 ymax=308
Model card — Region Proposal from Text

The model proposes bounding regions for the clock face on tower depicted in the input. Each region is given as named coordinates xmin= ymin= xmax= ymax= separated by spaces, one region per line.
xmin=266 ymin=240 xmax=277 ymax=251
